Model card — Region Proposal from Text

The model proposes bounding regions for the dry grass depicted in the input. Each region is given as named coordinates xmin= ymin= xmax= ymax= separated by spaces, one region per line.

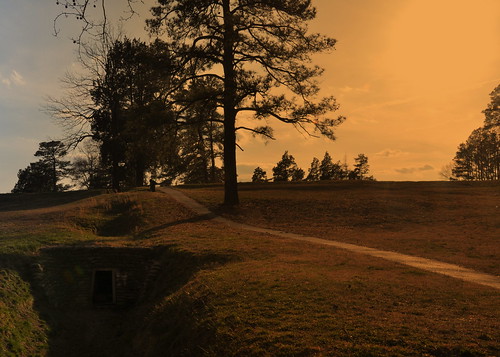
xmin=179 ymin=181 xmax=500 ymax=275
xmin=0 ymin=185 xmax=499 ymax=356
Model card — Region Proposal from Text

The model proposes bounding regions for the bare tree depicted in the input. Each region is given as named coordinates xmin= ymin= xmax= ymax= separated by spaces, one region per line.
xmin=53 ymin=0 xmax=140 ymax=47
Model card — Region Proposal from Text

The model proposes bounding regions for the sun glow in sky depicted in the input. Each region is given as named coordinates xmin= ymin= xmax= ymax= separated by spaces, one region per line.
xmin=384 ymin=0 xmax=499 ymax=94
xmin=0 ymin=0 xmax=499 ymax=192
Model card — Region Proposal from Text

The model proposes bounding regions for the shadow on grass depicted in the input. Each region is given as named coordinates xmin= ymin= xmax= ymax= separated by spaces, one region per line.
xmin=137 ymin=213 xmax=216 ymax=239
xmin=0 ymin=244 xmax=235 ymax=357
xmin=0 ymin=190 xmax=104 ymax=212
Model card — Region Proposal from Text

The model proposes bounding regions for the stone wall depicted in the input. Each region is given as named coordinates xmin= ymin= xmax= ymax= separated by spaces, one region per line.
xmin=33 ymin=246 xmax=164 ymax=309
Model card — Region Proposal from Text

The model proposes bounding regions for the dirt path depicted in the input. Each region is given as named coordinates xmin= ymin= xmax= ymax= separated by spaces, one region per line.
xmin=159 ymin=187 xmax=500 ymax=290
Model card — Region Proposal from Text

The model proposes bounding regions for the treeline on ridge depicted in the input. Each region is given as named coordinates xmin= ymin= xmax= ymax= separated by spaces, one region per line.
xmin=252 ymin=151 xmax=374 ymax=183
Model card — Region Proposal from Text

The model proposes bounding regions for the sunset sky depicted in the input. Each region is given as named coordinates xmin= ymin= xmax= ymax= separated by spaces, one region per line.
xmin=1 ymin=0 xmax=499 ymax=192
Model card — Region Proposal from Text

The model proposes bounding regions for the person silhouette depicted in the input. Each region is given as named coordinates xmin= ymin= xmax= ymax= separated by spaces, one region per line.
xmin=149 ymin=178 xmax=157 ymax=192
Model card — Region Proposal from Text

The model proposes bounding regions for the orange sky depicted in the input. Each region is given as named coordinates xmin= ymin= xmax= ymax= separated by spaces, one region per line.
xmin=1 ymin=0 xmax=499 ymax=191
xmin=235 ymin=0 xmax=500 ymax=181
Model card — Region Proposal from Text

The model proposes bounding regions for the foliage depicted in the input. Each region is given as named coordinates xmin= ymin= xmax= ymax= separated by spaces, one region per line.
xmin=272 ymin=151 xmax=304 ymax=182
xmin=49 ymin=37 xmax=227 ymax=189
xmin=91 ymin=38 xmax=177 ymax=189
xmin=452 ymin=127 xmax=499 ymax=180
xmin=306 ymin=157 xmax=321 ymax=181
xmin=483 ymin=84 xmax=499 ymax=129
xmin=350 ymin=153 xmax=372 ymax=180
xmin=147 ymin=0 xmax=344 ymax=205
xmin=449 ymin=84 xmax=500 ymax=181
xmin=12 ymin=141 xmax=70 ymax=193
xmin=319 ymin=151 xmax=343 ymax=180
xmin=176 ymin=79 xmax=225 ymax=184
xmin=251 ymin=167 xmax=268 ymax=183
xmin=267 ymin=151 xmax=373 ymax=183
xmin=69 ymin=139 xmax=109 ymax=189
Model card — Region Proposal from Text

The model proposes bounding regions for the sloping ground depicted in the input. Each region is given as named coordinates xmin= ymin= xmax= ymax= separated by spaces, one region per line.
xmin=180 ymin=181 xmax=500 ymax=275
xmin=0 ymin=186 xmax=498 ymax=356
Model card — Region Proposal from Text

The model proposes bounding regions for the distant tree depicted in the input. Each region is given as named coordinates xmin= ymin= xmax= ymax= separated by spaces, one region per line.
xmin=252 ymin=167 xmax=268 ymax=183
xmin=448 ymin=85 xmax=500 ymax=181
xmin=439 ymin=162 xmax=458 ymax=181
xmin=291 ymin=167 xmax=305 ymax=182
xmin=319 ymin=152 xmax=338 ymax=180
xmin=34 ymin=141 xmax=71 ymax=192
xmin=12 ymin=141 xmax=70 ymax=193
xmin=340 ymin=158 xmax=349 ymax=180
xmin=272 ymin=151 xmax=303 ymax=182
xmin=350 ymin=154 xmax=371 ymax=180
xmin=452 ymin=128 xmax=499 ymax=180
xmin=147 ymin=0 xmax=344 ymax=205
xmin=483 ymin=84 xmax=499 ymax=129
xmin=69 ymin=139 xmax=109 ymax=189
xmin=306 ymin=157 xmax=321 ymax=181
xmin=12 ymin=163 xmax=52 ymax=193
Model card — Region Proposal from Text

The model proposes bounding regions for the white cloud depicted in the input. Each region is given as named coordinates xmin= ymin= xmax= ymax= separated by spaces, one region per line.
xmin=0 ymin=69 xmax=26 ymax=87
xmin=10 ymin=70 xmax=26 ymax=86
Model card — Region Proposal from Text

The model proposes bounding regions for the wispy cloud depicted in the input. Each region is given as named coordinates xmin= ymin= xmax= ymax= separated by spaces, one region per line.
xmin=350 ymin=96 xmax=419 ymax=113
xmin=395 ymin=165 xmax=434 ymax=174
xmin=375 ymin=149 xmax=409 ymax=158
xmin=1 ymin=70 xmax=26 ymax=86
xmin=339 ymin=83 xmax=371 ymax=94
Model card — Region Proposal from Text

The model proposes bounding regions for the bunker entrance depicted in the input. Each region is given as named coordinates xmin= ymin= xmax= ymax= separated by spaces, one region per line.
xmin=92 ymin=270 xmax=115 ymax=305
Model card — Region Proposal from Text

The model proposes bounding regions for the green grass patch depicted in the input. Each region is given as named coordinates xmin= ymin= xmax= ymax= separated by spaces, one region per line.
xmin=0 ymin=270 xmax=48 ymax=357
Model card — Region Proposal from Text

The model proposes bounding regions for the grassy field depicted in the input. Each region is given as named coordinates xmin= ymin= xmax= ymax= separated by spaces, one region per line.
xmin=0 ymin=182 xmax=498 ymax=356
xmin=180 ymin=181 xmax=500 ymax=275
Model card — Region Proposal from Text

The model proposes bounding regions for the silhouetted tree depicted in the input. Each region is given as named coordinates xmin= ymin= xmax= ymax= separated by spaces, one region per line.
xmin=91 ymin=38 xmax=177 ymax=189
xmin=439 ymin=162 xmax=457 ymax=181
xmin=272 ymin=151 xmax=303 ymax=182
xmin=35 ymin=141 xmax=71 ymax=192
xmin=252 ymin=167 xmax=268 ymax=183
xmin=148 ymin=0 xmax=344 ymax=205
xmin=452 ymin=128 xmax=499 ymax=180
xmin=176 ymin=79 xmax=225 ymax=184
xmin=306 ymin=157 xmax=321 ymax=181
xmin=12 ymin=141 xmax=70 ymax=193
xmin=291 ymin=167 xmax=305 ymax=182
xmin=12 ymin=163 xmax=52 ymax=194
xmin=69 ymin=139 xmax=109 ymax=189
xmin=54 ymin=1 xmax=139 ymax=47
xmin=449 ymin=84 xmax=500 ymax=181
xmin=483 ymin=84 xmax=499 ymax=129
xmin=350 ymin=154 xmax=371 ymax=180
xmin=320 ymin=152 xmax=342 ymax=180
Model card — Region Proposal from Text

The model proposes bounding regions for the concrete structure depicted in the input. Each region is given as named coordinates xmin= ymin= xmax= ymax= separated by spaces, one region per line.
xmin=33 ymin=246 xmax=164 ymax=308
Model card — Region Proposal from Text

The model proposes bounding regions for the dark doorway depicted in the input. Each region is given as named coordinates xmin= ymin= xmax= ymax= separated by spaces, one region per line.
xmin=92 ymin=270 xmax=115 ymax=305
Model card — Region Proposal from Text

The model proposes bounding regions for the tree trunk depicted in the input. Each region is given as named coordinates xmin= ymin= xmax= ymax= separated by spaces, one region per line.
xmin=209 ymin=121 xmax=217 ymax=183
xmin=222 ymin=0 xmax=239 ymax=206
xmin=135 ymin=158 xmax=145 ymax=187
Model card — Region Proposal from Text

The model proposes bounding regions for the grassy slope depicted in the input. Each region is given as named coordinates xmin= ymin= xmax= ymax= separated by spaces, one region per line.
xmin=180 ymin=181 xmax=500 ymax=275
xmin=0 ymin=183 xmax=498 ymax=356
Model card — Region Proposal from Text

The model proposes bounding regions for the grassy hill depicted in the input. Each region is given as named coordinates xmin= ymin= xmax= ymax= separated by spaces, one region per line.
xmin=0 ymin=182 xmax=498 ymax=356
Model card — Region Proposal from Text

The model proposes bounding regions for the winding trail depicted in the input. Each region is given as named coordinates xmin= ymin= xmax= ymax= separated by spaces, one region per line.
xmin=159 ymin=187 xmax=500 ymax=290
